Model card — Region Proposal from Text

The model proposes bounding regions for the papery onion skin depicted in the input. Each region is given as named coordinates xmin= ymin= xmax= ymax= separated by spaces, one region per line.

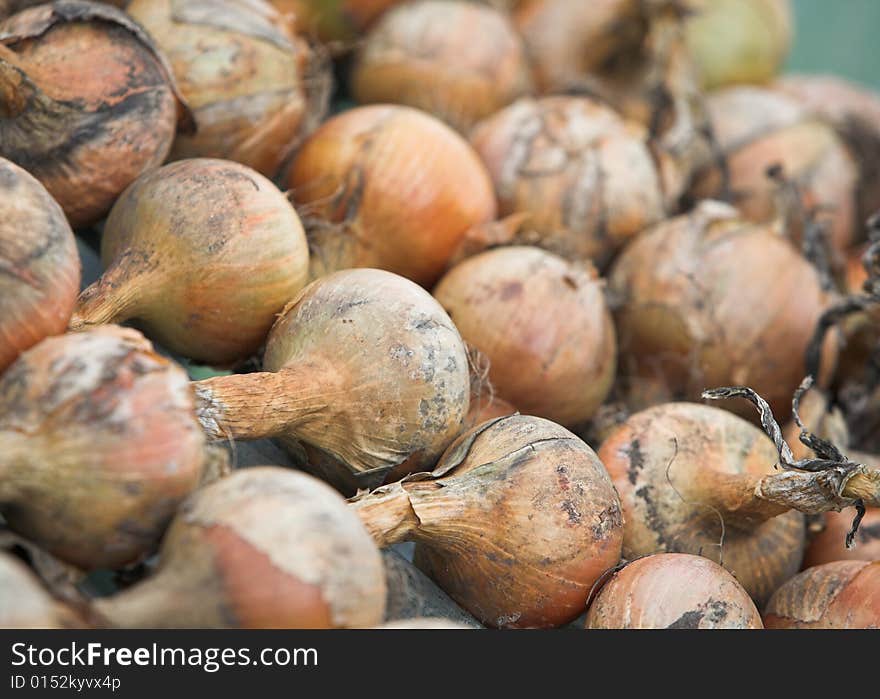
xmin=352 ymin=1 xmax=532 ymax=132
xmin=434 ymin=246 xmax=616 ymax=427
xmin=71 ymin=158 xmax=310 ymax=366
xmin=0 ymin=157 xmax=79 ymax=373
xmin=94 ymin=468 xmax=386 ymax=629
xmin=763 ymin=560 xmax=880 ymax=629
xmin=585 ymin=553 xmax=763 ymax=629
xmin=286 ymin=105 xmax=496 ymax=287
xmin=0 ymin=326 xmax=205 ymax=570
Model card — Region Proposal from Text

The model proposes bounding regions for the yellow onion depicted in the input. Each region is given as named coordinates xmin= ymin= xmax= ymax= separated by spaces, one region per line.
xmin=193 ymin=269 xmax=470 ymax=490
xmin=0 ymin=157 xmax=79 ymax=373
xmin=470 ymin=96 xmax=665 ymax=266
xmin=609 ymin=200 xmax=836 ymax=420
xmin=0 ymin=0 xmax=190 ymax=228
xmin=0 ymin=326 xmax=205 ymax=570
xmin=70 ymin=159 xmax=310 ymax=366
xmin=352 ymin=1 xmax=532 ymax=132
xmin=434 ymin=246 xmax=616 ymax=427
xmin=287 ymin=105 xmax=496 ymax=287
xmin=94 ymin=468 xmax=386 ymax=628
xmin=350 ymin=414 xmax=624 ymax=628
xmin=269 ymin=0 xmax=405 ymax=44
xmin=585 ymin=554 xmax=763 ymax=629
xmin=126 ymin=0 xmax=329 ymax=177
xmin=0 ymin=553 xmax=82 ymax=628
xmin=763 ymin=561 xmax=880 ymax=629
xmin=804 ymin=508 xmax=880 ymax=568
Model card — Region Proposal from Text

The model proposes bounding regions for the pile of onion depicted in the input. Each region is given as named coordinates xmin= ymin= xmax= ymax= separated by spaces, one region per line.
xmin=585 ymin=554 xmax=763 ymax=629
xmin=0 ymin=326 xmax=205 ymax=570
xmin=352 ymin=1 xmax=532 ymax=132
xmin=70 ymin=158 xmax=310 ymax=367
xmin=94 ymin=468 xmax=386 ymax=629
xmin=0 ymin=157 xmax=80 ymax=373
xmin=0 ymin=0 xmax=190 ymax=228
xmin=433 ymin=246 xmax=616 ymax=427
xmin=126 ymin=0 xmax=329 ymax=177
xmin=287 ymin=105 xmax=496 ymax=287
xmin=350 ymin=414 xmax=624 ymax=628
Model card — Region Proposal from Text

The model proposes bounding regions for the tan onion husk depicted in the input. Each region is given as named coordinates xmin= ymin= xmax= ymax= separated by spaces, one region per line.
xmin=193 ymin=268 xmax=470 ymax=491
xmin=126 ymin=0 xmax=330 ymax=177
xmin=352 ymin=1 xmax=532 ymax=133
xmin=287 ymin=105 xmax=496 ymax=287
xmin=0 ymin=157 xmax=80 ymax=373
xmin=0 ymin=0 xmax=191 ymax=228
xmin=0 ymin=326 xmax=205 ymax=570
xmin=70 ymin=158 xmax=310 ymax=366
xmin=93 ymin=468 xmax=386 ymax=628
xmin=434 ymin=246 xmax=616 ymax=427
xmin=0 ymin=552 xmax=84 ymax=629
xmin=584 ymin=553 xmax=763 ymax=629
xmin=350 ymin=414 xmax=624 ymax=628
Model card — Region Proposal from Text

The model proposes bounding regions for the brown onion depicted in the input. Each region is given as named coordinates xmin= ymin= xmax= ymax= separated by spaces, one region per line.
xmin=0 ymin=157 xmax=80 ymax=373
xmin=763 ymin=560 xmax=880 ymax=629
xmin=434 ymin=246 xmax=616 ymax=427
xmin=609 ymin=200 xmax=836 ymax=420
xmin=94 ymin=468 xmax=386 ymax=628
xmin=469 ymin=96 xmax=665 ymax=266
xmin=193 ymin=268 xmax=470 ymax=490
xmin=0 ymin=326 xmax=205 ymax=570
xmin=352 ymin=1 xmax=532 ymax=132
xmin=127 ymin=0 xmax=329 ymax=177
xmin=0 ymin=0 xmax=189 ymax=228
xmin=350 ymin=414 xmax=624 ymax=628
xmin=71 ymin=159 xmax=310 ymax=366
xmin=585 ymin=554 xmax=763 ymax=629
xmin=287 ymin=105 xmax=496 ymax=287
xmin=270 ymin=0 xmax=404 ymax=44
xmin=804 ymin=508 xmax=880 ymax=569
xmin=0 ymin=552 xmax=79 ymax=629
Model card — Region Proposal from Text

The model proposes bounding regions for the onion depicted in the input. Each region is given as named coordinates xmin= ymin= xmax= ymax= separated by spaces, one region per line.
xmin=70 ymin=158 xmax=310 ymax=366
xmin=350 ymin=414 xmax=624 ymax=628
xmin=375 ymin=618 xmax=472 ymax=629
xmin=0 ymin=326 xmax=205 ymax=570
xmin=0 ymin=0 xmax=127 ymax=19
xmin=584 ymin=554 xmax=763 ymax=629
xmin=287 ymin=105 xmax=496 ymax=287
xmin=269 ymin=0 xmax=404 ymax=44
xmin=0 ymin=0 xmax=190 ymax=228
xmin=352 ymin=1 xmax=532 ymax=132
xmin=763 ymin=560 xmax=880 ymax=629
xmin=0 ymin=157 xmax=80 ymax=373
xmin=469 ymin=96 xmax=665 ymax=266
xmin=193 ymin=268 xmax=470 ymax=490
xmin=0 ymin=552 xmax=79 ymax=628
xmin=126 ymin=0 xmax=329 ymax=177
xmin=804 ymin=508 xmax=880 ymax=568
xmin=609 ymin=200 xmax=837 ymax=420
xmin=94 ymin=468 xmax=386 ymax=628
xmin=433 ymin=246 xmax=616 ymax=427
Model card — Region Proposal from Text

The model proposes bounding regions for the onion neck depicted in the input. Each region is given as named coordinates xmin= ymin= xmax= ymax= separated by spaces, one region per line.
xmin=92 ymin=571 xmax=184 ymax=629
xmin=348 ymin=482 xmax=422 ymax=547
xmin=692 ymin=469 xmax=791 ymax=530
xmin=69 ymin=259 xmax=153 ymax=330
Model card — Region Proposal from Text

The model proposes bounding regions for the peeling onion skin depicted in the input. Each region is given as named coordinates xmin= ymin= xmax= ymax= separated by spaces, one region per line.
xmin=127 ymin=0 xmax=330 ymax=178
xmin=585 ymin=554 xmax=763 ymax=629
xmin=94 ymin=468 xmax=387 ymax=629
xmin=287 ymin=105 xmax=497 ymax=288
xmin=470 ymin=97 xmax=665 ymax=267
xmin=0 ymin=158 xmax=79 ymax=373
xmin=434 ymin=246 xmax=616 ymax=427
xmin=0 ymin=1 xmax=184 ymax=228
xmin=351 ymin=414 xmax=625 ymax=628
xmin=763 ymin=560 xmax=880 ymax=629
xmin=71 ymin=159 xmax=310 ymax=366
xmin=0 ymin=326 xmax=205 ymax=571
xmin=352 ymin=1 xmax=532 ymax=133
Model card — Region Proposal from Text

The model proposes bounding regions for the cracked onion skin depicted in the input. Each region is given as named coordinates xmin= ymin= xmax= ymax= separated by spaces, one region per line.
xmin=585 ymin=554 xmax=763 ymax=629
xmin=763 ymin=561 xmax=880 ymax=629
xmin=0 ymin=157 xmax=79 ymax=374
xmin=0 ymin=326 xmax=205 ymax=571
xmin=350 ymin=414 xmax=624 ymax=628
xmin=94 ymin=468 xmax=386 ymax=629
xmin=0 ymin=1 xmax=187 ymax=228
xmin=434 ymin=246 xmax=616 ymax=427
xmin=71 ymin=158 xmax=310 ymax=366
xmin=286 ymin=105 xmax=496 ymax=287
